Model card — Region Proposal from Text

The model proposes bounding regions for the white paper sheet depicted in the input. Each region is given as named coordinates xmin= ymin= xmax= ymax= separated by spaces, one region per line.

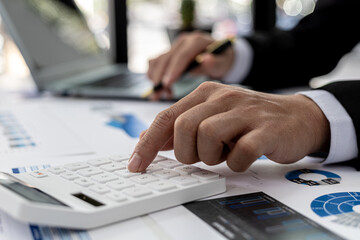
xmin=0 ymin=94 xmax=359 ymax=240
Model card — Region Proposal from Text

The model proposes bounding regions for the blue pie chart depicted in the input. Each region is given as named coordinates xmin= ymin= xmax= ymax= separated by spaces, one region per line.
xmin=311 ymin=192 xmax=360 ymax=217
xmin=285 ymin=169 xmax=341 ymax=186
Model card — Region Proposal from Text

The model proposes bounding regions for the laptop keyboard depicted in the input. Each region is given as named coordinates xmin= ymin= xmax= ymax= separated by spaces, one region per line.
xmin=87 ymin=73 xmax=147 ymax=88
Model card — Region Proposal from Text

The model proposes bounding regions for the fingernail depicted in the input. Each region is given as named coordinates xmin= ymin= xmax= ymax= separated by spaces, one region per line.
xmin=128 ymin=153 xmax=142 ymax=172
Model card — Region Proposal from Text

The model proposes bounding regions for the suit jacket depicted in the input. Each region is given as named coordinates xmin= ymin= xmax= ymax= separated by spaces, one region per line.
xmin=319 ymin=81 xmax=360 ymax=169
xmin=242 ymin=0 xmax=360 ymax=90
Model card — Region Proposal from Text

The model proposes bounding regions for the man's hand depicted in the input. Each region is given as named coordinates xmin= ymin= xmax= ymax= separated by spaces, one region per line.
xmin=128 ymin=82 xmax=330 ymax=172
xmin=147 ymin=32 xmax=234 ymax=99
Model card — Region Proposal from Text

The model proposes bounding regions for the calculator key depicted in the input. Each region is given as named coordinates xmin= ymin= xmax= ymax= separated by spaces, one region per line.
xmin=74 ymin=178 xmax=94 ymax=187
xmin=87 ymin=158 xmax=111 ymax=167
xmin=131 ymin=175 xmax=158 ymax=185
xmin=145 ymin=164 xmax=163 ymax=173
xmin=90 ymin=185 xmax=110 ymax=194
xmin=91 ymin=173 xmax=118 ymax=184
xmin=191 ymin=170 xmax=219 ymax=181
xmin=122 ymin=187 xmax=152 ymax=198
xmin=30 ymin=171 xmax=48 ymax=178
xmin=171 ymin=175 xmax=198 ymax=186
xmin=64 ymin=162 xmax=89 ymax=171
xmin=174 ymin=165 xmax=201 ymax=175
xmin=60 ymin=172 xmax=79 ymax=181
xmin=100 ymin=163 xmax=125 ymax=172
xmin=47 ymin=167 xmax=65 ymax=175
xmin=78 ymin=168 xmax=103 ymax=177
xmin=106 ymin=180 xmax=134 ymax=190
xmin=109 ymin=155 xmax=130 ymax=162
xmin=114 ymin=169 xmax=141 ymax=178
xmin=148 ymin=181 xmax=176 ymax=192
xmin=153 ymin=170 xmax=180 ymax=179
xmin=152 ymin=155 xmax=168 ymax=163
xmin=157 ymin=160 xmax=183 ymax=169
xmin=106 ymin=192 xmax=127 ymax=202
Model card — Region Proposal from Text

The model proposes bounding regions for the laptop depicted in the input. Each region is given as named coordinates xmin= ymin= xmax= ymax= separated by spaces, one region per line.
xmin=0 ymin=0 xmax=203 ymax=99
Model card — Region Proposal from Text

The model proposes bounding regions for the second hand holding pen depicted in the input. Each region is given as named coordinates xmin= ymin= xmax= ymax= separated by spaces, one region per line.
xmin=142 ymin=37 xmax=235 ymax=98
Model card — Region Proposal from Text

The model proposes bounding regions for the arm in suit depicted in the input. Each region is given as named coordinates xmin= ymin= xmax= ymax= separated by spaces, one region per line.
xmin=242 ymin=0 xmax=360 ymax=90
xmin=319 ymin=81 xmax=360 ymax=169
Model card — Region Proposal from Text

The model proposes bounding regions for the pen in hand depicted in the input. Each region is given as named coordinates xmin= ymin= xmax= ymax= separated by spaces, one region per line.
xmin=142 ymin=37 xmax=234 ymax=98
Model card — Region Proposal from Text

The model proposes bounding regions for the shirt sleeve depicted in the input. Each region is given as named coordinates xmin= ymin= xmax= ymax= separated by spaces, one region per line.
xmin=222 ymin=38 xmax=254 ymax=84
xmin=298 ymin=90 xmax=358 ymax=164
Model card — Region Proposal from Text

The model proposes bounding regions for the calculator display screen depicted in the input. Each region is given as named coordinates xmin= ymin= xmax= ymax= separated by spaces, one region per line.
xmin=0 ymin=173 xmax=67 ymax=206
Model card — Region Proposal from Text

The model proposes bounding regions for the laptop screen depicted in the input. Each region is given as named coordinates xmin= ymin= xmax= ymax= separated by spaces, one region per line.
xmin=0 ymin=0 xmax=111 ymax=89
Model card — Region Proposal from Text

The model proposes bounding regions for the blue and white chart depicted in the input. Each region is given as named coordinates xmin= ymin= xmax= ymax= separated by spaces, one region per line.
xmin=285 ymin=169 xmax=341 ymax=186
xmin=311 ymin=192 xmax=360 ymax=228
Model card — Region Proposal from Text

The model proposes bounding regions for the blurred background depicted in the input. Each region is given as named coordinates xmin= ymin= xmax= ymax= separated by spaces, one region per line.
xmin=0 ymin=0 xmax=317 ymax=90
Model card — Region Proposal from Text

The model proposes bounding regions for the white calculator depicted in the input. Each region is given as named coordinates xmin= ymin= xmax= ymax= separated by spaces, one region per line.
xmin=0 ymin=155 xmax=226 ymax=229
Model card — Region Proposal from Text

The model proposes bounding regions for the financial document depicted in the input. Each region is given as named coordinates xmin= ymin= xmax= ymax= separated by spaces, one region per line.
xmin=0 ymin=95 xmax=359 ymax=240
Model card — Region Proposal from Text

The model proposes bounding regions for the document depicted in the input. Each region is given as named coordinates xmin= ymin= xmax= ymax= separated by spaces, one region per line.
xmin=0 ymin=95 xmax=359 ymax=240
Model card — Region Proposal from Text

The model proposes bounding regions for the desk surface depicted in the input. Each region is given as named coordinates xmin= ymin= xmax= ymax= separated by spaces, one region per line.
xmin=0 ymin=92 xmax=359 ymax=240
xmin=1 ymin=48 xmax=360 ymax=239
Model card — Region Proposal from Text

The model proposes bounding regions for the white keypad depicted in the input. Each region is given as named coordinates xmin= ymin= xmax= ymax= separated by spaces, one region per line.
xmin=131 ymin=175 xmax=158 ymax=185
xmin=90 ymin=185 xmax=110 ymax=194
xmin=47 ymin=167 xmax=66 ymax=175
xmin=191 ymin=170 xmax=219 ymax=180
xmin=91 ymin=173 xmax=118 ymax=184
xmin=157 ymin=160 xmax=183 ymax=169
xmin=123 ymin=187 xmax=152 ymax=198
xmin=106 ymin=180 xmax=134 ymax=191
xmin=87 ymin=158 xmax=111 ymax=167
xmin=114 ymin=169 xmax=141 ymax=178
xmin=30 ymin=171 xmax=48 ymax=178
xmin=171 ymin=175 xmax=198 ymax=186
xmin=64 ymin=162 xmax=89 ymax=171
xmin=13 ymin=154 xmax=225 ymax=229
xmin=100 ymin=163 xmax=125 ymax=172
xmin=109 ymin=155 xmax=130 ymax=162
xmin=74 ymin=178 xmax=94 ymax=187
xmin=148 ymin=181 xmax=176 ymax=192
xmin=60 ymin=172 xmax=79 ymax=180
xmin=145 ymin=164 xmax=163 ymax=173
xmin=106 ymin=192 xmax=127 ymax=202
xmin=78 ymin=168 xmax=103 ymax=177
xmin=153 ymin=169 xmax=180 ymax=179
xmin=174 ymin=165 xmax=201 ymax=175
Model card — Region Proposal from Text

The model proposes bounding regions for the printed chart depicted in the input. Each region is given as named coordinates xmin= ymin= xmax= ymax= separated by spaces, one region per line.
xmin=185 ymin=192 xmax=343 ymax=240
xmin=285 ymin=169 xmax=341 ymax=186
xmin=311 ymin=192 xmax=360 ymax=228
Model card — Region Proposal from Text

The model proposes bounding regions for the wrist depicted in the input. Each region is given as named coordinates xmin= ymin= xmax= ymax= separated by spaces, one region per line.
xmin=295 ymin=94 xmax=330 ymax=153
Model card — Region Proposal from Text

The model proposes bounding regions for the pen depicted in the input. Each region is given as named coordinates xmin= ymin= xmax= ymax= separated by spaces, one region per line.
xmin=142 ymin=37 xmax=235 ymax=98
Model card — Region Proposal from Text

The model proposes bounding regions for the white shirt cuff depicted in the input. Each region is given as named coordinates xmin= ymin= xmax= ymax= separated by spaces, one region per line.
xmin=298 ymin=90 xmax=358 ymax=164
xmin=222 ymin=38 xmax=253 ymax=84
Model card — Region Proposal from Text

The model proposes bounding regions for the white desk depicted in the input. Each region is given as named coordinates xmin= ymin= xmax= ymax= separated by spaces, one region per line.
xmin=1 ymin=48 xmax=360 ymax=239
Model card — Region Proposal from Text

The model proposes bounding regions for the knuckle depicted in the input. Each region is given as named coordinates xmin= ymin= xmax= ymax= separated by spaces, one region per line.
xmin=239 ymin=140 xmax=258 ymax=157
xmin=198 ymin=120 xmax=219 ymax=139
xmin=174 ymin=115 xmax=195 ymax=134
xmin=154 ymin=108 xmax=176 ymax=129
xmin=220 ymin=89 xmax=242 ymax=101
xmin=196 ymin=81 xmax=218 ymax=93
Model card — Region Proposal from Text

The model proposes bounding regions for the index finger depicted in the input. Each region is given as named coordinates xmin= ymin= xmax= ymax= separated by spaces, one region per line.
xmin=128 ymin=86 xmax=209 ymax=172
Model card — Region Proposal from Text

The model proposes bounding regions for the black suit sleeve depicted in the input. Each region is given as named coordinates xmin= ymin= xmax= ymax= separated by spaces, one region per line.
xmin=319 ymin=81 xmax=360 ymax=169
xmin=241 ymin=0 xmax=360 ymax=90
